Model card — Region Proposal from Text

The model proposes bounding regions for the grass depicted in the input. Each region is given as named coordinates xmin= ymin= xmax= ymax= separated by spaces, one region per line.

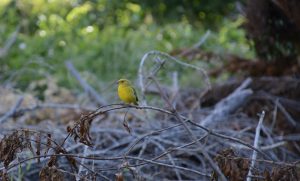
xmin=1 ymin=16 xmax=254 ymax=91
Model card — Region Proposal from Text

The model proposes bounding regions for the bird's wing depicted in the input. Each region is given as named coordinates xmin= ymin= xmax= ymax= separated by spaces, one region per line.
xmin=132 ymin=87 xmax=138 ymax=102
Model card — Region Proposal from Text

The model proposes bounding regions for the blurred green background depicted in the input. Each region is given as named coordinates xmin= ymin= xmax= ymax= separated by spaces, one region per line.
xmin=0 ymin=0 xmax=254 ymax=90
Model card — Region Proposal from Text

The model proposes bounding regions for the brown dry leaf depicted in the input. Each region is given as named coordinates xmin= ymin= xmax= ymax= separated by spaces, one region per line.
xmin=47 ymin=155 xmax=57 ymax=167
xmin=240 ymin=159 xmax=249 ymax=170
xmin=263 ymin=169 xmax=271 ymax=181
xmin=271 ymin=166 xmax=299 ymax=181
xmin=35 ymin=132 xmax=41 ymax=163
xmin=66 ymin=126 xmax=72 ymax=133
xmin=0 ymin=131 xmax=26 ymax=168
xmin=54 ymin=147 xmax=78 ymax=172
xmin=115 ymin=172 xmax=124 ymax=181
xmin=223 ymin=158 xmax=231 ymax=176
xmin=69 ymin=113 xmax=95 ymax=146
xmin=123 ymin=120 xmax=131 ymax=134
xmin=68 ymin=109 xmax=108 ymax=146
xmin=0 ymin=171 xmax=9 ymax=181
xmin=79 ymin=117 xmax=93 ymax=146
xmin=39 ymin=166 xmax=64 ymax=181
xmin=24 ymin=129 xmax=34 ymax=156
xmin=66 ymin=155 xmax=78 ymax=172
xmin=44 ymin=133 xmax=52 ymax=156
xmin=213 ymin=148 xmax=250 ymax=181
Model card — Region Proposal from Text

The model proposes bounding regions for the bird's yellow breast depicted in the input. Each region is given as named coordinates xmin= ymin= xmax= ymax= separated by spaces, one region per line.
xmin=118 ymin=84 xmax=136 ymax=104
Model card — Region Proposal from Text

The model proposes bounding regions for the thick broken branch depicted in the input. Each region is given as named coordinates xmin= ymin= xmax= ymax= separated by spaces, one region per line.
xmin=201 ymin=78 xmax=253 ymax=127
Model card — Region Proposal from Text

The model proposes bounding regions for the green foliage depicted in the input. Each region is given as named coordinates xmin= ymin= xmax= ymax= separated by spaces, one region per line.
xmin=205 ymin=15 xmax=254 ymax=59
xmin=0 ymin=0 xmax=253 ymax=90
xmin=135 ymin=0 xmax=237 ymax=27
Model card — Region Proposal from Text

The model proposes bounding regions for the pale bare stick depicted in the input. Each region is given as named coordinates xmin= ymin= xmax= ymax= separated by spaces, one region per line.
xmin=65 ymin=61 xmax=106 ymax=105
xmin=76 ymin=145 xmax=89 ymax=181
xmin=246 ymin=110 xmax=265 ymax=181
xmin=201 ymin=78 xmax=253 ymax=127
xmin=150 ymin=77 xmax=227 ymax=181
xmin=138 ymin=50 xmax=211 ymax=106
xmin=150 ymin=140 xmax=183 ymax=180
xmin=276 ymin=100 xmax=297 ymax=126
xmin=179 ymin=30 xmax=211 ymax=56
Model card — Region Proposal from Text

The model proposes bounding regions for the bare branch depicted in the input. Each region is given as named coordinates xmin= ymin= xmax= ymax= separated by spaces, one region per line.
xmin=246 ymin=110 xmax=265 ymax=181
xmin=149 ymin=77 xmax=227 ymax=181
xmin=201 ymin=78 xmax=253 ymax=127
xmin=65 ymin=61 xmax=106 ymax=105
xmin=276 ymin=100 xmax=297 ymax=126
xmin=138 ymin=50 xmax=211 ymax=105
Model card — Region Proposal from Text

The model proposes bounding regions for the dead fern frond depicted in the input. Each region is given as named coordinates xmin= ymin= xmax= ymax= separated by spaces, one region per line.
xmin=35 ymin=132 xmax=41 ymax=163
xmin=0 ymin=131 xmax=26 ymax=168
xmin=44 ymin=133 xmax=52 ymax=156
xmin=39 ymin=166 xmax=64 ymax=181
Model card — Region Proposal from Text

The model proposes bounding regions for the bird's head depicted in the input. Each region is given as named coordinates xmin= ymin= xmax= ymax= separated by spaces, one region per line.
xmin=117 ymin=79 xmax=131 ymax=86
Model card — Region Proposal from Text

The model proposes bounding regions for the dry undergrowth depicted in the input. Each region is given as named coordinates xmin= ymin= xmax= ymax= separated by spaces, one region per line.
xmin=1 ymin=52 xmax=300 ymax=180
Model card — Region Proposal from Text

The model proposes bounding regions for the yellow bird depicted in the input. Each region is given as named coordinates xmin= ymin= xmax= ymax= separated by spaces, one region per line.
xmin=117 ymin=79 xmax=139 ymax=105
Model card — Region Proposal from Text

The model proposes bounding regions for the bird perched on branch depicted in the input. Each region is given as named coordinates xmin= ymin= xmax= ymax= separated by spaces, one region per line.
xmin=117 ymin=79 xmax=139 ymax=105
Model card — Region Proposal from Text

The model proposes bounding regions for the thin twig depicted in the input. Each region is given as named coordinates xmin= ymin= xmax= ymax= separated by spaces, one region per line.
xmin=126 ymin=156 xmax=210 ymax=177
xmin=271 ymin=99 xmax=279 ymax=131
xmin=261 ymin=141 xmax=286 ymax=150
xmin=179 ymin=30 xmax=211 ymax=56
xmin=76 ymin=145 xmax=89 ymax=181
xmin=3 ymin=153 xmax=209 ymax=177
xmin=170 ymin=71 xmax=179 ymax=107
xmin=150 ymin=77 xmax=227 ymax=181
xmin=138 ymin=50 xmax=211 ymax=105
xmin=276 ymin=100 xmax=297 ymax=126
xmin=150 ymin=140 xmax=183 ymax=180
xmin=77 ymin=103 xmax=271 ymax=159
xmin=188 ymin=120 xmax=271 ymax=160
xmin=247 ymin=110 xmax=265 ymax=181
